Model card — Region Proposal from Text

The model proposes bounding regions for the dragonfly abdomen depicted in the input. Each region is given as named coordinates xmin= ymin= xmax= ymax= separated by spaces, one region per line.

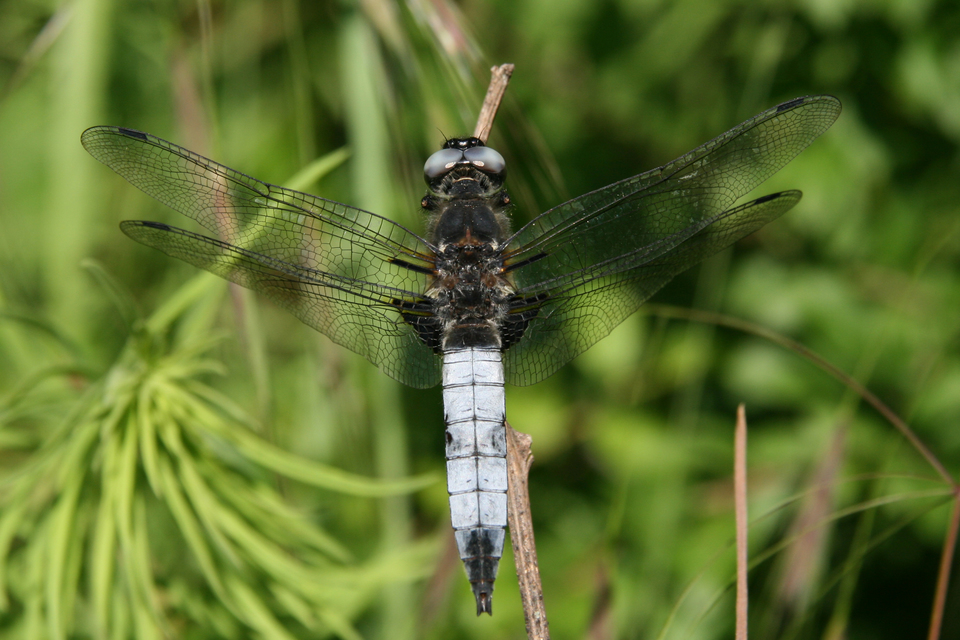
xmin=442 ymin=347 xmax=507 ymax=615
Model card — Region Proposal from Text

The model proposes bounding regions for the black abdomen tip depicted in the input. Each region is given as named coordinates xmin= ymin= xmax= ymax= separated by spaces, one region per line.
xmin=473 ymin=582 xmax=494 ymax=615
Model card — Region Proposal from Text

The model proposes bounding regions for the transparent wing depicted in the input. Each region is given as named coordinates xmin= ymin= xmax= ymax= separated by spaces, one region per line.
xmin=502 ymin=95 xmax=841 ymax=385
xmin=83 ymin=126 xmax=442 ymax=388
xmin=503 ymin=192 xmax=801 ymax=384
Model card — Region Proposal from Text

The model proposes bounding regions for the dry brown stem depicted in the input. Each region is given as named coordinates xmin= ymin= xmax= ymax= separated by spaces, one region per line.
xmin=506 ymin=422 xmax=550 ymax=640
xmin=927 ymin=490 xmax=960 ymax=640
xmin=473 ymin=64 xmax=514 ymax=143
xmin=735 ymin=405 xmax=749 ymax=640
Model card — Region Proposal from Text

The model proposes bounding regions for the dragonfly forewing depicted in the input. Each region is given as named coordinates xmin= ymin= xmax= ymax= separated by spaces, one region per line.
xmin=84 ymin=126 xmax=442 ymax=388
xmin=500 ymin=96 xmax=840 ymax=385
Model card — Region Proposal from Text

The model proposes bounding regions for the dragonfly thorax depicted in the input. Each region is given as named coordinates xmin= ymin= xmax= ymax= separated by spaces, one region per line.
xmin=419 ymin=139 xmax=516 ymax=352
xmin=429 ymin=233 xmax=514 ymax=351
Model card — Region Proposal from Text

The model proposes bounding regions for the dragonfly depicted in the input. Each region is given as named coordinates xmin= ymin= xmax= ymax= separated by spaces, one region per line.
xmin=82 ymin=94 xmax=841 ymax=615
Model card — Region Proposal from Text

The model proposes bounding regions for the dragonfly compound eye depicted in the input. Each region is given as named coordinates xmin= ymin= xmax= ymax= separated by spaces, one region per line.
xmin=424 ymin=148 xmax=465 ymax=179
xmin=464 ymin=146 xmax=506 ymax=175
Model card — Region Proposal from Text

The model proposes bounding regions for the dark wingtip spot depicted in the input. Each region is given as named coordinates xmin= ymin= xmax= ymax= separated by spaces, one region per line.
xmin=754 ymin=193 xmax=780 ymax=204
xmin=140 ymin=220 xmax=171 ymax=231
xmin=777 ymin=97 xmax=805 ymax=112
xmin=117 ymin=127 xmax=149 ymax=141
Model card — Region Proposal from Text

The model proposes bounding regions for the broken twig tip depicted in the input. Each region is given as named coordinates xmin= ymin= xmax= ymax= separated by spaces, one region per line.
xmin=473 ymin=63 xmax=515 ymax=144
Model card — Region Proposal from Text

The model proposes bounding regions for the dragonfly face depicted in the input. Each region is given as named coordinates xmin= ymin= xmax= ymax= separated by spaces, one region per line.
xmin=82 ymin=94 xmax=841 ymax=615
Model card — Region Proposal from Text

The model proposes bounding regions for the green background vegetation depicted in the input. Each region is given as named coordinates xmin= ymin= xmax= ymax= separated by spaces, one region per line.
xmin=1 ymin=0 xmax=959 ymax=638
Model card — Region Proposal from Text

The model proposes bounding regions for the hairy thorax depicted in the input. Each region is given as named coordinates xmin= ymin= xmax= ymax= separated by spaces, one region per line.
xmin=420 ymin=138 xmax=515 ymax=351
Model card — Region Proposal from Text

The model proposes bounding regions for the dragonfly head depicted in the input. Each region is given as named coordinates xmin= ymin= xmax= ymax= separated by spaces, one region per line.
xmin=423 ymin=137 xmax=506 ymax=197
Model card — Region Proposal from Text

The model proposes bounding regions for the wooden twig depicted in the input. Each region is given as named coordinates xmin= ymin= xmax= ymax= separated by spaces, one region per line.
xmin=506 ymin=422 xmax=550 ymax=639
xmin=473 ymin=64 xmax=514 ymax=144
xmin=927 ymin=490 xmax=960 ymax=640
xmin=735 ymin=405 xmax=749 ymax=640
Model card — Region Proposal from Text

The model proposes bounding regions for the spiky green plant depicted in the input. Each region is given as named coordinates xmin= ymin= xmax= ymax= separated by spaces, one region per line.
xmin=0 ymin=264 xmax=437 ymax=639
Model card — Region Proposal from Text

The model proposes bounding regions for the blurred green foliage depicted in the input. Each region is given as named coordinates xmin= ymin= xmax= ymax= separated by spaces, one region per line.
xmin=1 ymin=0 xmax=959 ymax=638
